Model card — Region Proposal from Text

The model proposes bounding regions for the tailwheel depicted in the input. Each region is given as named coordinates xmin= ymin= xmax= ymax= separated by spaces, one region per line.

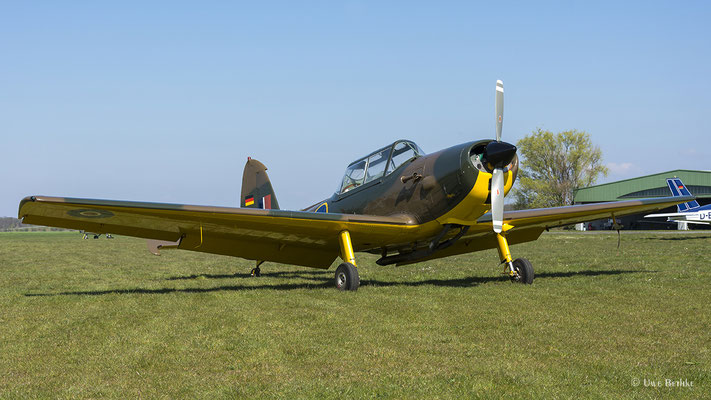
xmin=251 ymin=261 xmax=264 ymax=277
xmin=511 ymin=258 xmax=534 ymax=284
xmin=335 ymin=262 xmax=359 ymax=291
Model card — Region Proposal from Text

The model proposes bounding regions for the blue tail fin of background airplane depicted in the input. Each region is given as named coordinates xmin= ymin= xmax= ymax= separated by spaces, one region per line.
xmin=666 ymin=178 xmax=700 ymax=212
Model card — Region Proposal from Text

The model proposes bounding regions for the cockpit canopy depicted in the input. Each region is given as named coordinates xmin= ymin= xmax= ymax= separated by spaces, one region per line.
xmin=340 ymin=140 xmax=424 ymax=193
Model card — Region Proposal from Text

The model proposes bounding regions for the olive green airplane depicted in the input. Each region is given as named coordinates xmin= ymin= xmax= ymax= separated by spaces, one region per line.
xmin=18 ymin=81 xmax=691 ymax=291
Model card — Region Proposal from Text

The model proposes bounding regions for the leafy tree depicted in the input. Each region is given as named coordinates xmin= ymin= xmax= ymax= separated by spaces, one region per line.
xmin=513 ymin=128 xmax=608 ymax=208
xmin=0 ymin=217 xmax=23 ymax=231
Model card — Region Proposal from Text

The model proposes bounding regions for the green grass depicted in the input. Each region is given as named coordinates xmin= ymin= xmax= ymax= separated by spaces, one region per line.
xmin=0 ymin=231 xmax=709 ymax=399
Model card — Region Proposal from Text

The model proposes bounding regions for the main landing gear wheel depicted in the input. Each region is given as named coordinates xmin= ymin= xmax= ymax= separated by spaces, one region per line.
xmin=335 ymin=262 xmax=359 ymax=291
xmin=511 ymin=258 xmax=534 ymax=284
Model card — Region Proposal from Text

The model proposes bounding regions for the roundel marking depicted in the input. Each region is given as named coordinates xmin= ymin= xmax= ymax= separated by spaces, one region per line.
xmin=67 ymin=209 xmax=114 ymax=218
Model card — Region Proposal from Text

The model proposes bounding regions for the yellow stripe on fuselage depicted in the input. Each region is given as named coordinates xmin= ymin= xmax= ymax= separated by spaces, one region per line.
xmin=435 ymin=169 xmax=514 ymax=226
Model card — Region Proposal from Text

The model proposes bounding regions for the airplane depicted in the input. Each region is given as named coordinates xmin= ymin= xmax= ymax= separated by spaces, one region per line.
xmin=645 ymin=178 xmax=711 ymax=227
xmin=17 ymin=80 xmax=693 ymax=291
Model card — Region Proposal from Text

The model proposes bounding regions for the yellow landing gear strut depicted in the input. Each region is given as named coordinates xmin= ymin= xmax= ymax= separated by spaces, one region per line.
xmin=495 ymin=231 xmax=516 ymax=278
xmin=335 ymin=230 xmax=360 ymax=291
xmin=495 ymin=228 xmax=534 ymax=284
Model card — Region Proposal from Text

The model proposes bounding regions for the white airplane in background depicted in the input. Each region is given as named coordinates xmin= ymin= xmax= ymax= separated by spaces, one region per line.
xmin=645 ymin=178 xmax=711 ymax=229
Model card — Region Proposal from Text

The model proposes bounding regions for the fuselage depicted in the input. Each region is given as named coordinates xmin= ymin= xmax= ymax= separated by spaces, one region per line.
xmin=664 ymin=209 xmax=711 ymax=224
xmin=304 ymin=140 xmax=518 ymax=227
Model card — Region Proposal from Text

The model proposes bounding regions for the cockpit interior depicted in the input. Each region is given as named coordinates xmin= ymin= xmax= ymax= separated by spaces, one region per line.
xmin=340 ymin=140 xmax=424 ymax=193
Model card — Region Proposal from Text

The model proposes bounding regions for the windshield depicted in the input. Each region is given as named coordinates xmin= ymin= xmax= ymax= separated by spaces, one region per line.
xmin=340 ymin=159 xmax=366 ymax=193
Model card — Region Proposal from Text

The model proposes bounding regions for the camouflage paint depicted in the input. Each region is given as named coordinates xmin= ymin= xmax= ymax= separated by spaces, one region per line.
xmin=241 ymin=158 xmax=280 ymax=210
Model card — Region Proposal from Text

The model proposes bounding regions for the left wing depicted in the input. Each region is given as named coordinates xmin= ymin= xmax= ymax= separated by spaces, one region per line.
xmin=18 ymin=196 xmax=420 ymax=268
xmin=476 ymin=196 xmax=694 ymax=230
xmin=402 ymin=196 xmax=693 ymax=264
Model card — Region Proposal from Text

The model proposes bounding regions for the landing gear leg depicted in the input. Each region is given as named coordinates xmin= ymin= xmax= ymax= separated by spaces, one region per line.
xmin=336 ymin=230 xmax=359 ymax=291
xmin=495 ymin=232 xmax=534 ymax=284
xmin=251 ymin=260 xmax=264 ymax=277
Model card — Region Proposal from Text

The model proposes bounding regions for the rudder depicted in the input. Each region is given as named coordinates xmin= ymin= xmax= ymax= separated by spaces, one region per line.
xmin=241 ymin=157 xmax=280 ymax=209
xmin=666 ymin=178 xmax=699 ymax=212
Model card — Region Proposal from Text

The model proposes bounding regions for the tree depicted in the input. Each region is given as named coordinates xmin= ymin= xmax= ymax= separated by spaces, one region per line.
xmin=513 ymin=128 xmax=608 ymax=209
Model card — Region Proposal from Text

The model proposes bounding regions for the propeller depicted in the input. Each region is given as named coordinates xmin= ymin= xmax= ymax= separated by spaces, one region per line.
xmin=495 ymin=80 xmax=504 ymax=142
xmin=491 ymin=168 xmax=504 ymax=233
xmin=488 ymin=80 xmax=515 ymax=234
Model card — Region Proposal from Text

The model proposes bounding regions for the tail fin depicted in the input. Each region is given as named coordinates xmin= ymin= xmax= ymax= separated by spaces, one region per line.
xmin=241 ymin=157 xmax=280 ymax=209
xmin=666 ymin=178 xmax=699 ymax=212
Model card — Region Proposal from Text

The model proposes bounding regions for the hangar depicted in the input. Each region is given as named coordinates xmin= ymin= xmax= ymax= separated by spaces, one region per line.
xmin=573 ymin=169 xmax=711 ymax=230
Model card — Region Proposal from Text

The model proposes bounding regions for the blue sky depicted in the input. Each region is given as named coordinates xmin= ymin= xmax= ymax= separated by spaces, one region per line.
xmin=2 ymin=1 xmax=710 ymax=216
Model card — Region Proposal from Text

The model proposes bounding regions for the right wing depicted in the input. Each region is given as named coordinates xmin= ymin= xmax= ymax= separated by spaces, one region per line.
xmin=18 ymin=196 xmax=421 ymax=268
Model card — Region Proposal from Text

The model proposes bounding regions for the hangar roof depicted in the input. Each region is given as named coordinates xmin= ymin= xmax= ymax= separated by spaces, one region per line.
xmin=574 ymin=169 xmax=711 ymax=203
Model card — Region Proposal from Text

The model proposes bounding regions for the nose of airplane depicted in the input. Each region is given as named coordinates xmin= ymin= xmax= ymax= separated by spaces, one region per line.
xmin=484 ymin=141 xmax=517 ymax=168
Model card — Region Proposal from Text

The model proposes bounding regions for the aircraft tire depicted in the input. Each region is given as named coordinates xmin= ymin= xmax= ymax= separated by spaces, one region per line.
xmin=335 ymin=262 xmax=359 ymax=291
xmin=512 ymin=258 xmax=534 ymax=284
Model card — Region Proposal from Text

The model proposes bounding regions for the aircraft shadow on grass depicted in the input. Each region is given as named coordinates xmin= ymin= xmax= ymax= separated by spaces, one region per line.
xmin=24 ymin=269 xmax=648 ymax=297
xmin=165 ymin=269 xmax=327 ymax=281
xmin=640 ymin=235 xmax=711 ymax=241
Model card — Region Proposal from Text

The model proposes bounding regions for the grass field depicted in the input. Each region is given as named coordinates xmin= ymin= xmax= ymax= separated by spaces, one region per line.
xmin=0 ymin=231 xmax=709 ymax=399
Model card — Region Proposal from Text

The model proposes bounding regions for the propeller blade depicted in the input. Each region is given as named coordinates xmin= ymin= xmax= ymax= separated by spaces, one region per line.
xmin=491 ymin=167 xmax=504 ymax=233
xmin=495 ymin=80 xmax=504 ymax=142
